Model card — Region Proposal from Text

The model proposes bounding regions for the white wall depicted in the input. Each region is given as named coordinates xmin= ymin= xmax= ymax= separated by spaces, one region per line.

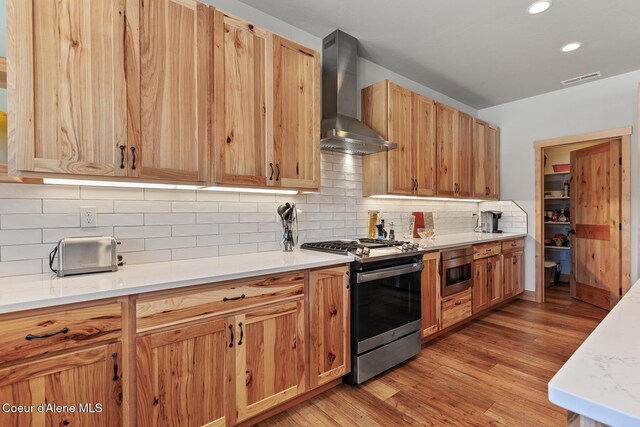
xmin=478 ymin=69 xmax=640 ymax=291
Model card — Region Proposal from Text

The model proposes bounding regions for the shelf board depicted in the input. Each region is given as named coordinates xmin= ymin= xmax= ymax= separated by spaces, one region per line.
xmin=545 ymin=246 xmax=570 ymax=251
xmin=544 ymin=222 xmax=570 ymax=225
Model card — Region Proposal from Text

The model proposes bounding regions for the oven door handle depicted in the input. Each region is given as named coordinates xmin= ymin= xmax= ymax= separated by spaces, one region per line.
xmin=356 ymin=261 xmax=423 ymax=284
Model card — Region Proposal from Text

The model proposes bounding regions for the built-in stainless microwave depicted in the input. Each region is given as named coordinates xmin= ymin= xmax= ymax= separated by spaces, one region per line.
xmin=441 ymin=246 xmax=473 ymax=297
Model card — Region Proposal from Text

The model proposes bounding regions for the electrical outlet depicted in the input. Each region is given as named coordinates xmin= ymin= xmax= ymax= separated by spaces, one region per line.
xmin=80 ymin=206 xmax=97 ymax=228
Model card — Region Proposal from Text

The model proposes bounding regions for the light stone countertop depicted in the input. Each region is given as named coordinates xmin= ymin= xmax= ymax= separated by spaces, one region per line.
xmin=548 ymin=280 xmax=640 ymax=426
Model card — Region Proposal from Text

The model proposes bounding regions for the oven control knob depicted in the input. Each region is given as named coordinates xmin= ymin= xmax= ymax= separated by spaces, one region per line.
xmin=362 ymin=247 xmax=370 ymax=256
xmin=355 ymin=247 xmax=363 ymax=256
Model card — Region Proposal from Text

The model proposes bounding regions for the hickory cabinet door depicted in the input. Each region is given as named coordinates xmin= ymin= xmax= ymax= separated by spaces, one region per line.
xmin=436 ymin=103 xmax=457 ymax=197
xmin=455 ymin=111 xmax=475 ymax=197
xmin=0 ymin=343 xmax=123 ymax=427
xmin=272 ymin=36 xmax=320 ymax=190
xmin=473 ymin=120 xmax=500 ymax=200
xmin=136 ymin=318 xmax=232 ymax=427
xmin=473 ymin=258 xmax=489 ymax=314
xmin=488 ymin=255 xmax=503 ymax=307
xmin=213 ymin=10 xmax=270 ymax=187
xmin=309 ymin=266 xmax=350 ymax=388
xmin=8 ymin=0 xmax=127 ymax=176
xmin=234 ymin=300 xmax=306 ymax=423
xmin=414 ymin=94 xmax=437 ymax=197
xmin=387 ymin=83 xmax=414 ymax=195
xmin=128 ymin=0 xmax=209 ymax=183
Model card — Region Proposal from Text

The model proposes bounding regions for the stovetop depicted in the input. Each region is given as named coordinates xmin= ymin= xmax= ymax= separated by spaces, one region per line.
xmin=301 ymin=238 xmax=423 ymax=262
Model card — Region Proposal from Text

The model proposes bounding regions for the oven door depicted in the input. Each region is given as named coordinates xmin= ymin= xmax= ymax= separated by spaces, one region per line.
xmin=442 ymin=256 xmax=473 ymax=297
xmin=352 ymin=261 xmax=423 ymax=355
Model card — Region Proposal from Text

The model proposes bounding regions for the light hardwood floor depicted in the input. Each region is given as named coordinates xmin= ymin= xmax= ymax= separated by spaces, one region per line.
xmin=258 ymin=286 xmax=606 ymax=427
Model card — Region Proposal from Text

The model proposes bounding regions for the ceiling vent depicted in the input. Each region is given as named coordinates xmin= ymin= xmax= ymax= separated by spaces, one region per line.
xmin=561 ymin=71 xmax=601 ymax=86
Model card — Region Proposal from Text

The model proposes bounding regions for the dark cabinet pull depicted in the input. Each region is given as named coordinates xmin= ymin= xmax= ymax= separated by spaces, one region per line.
xmin=513 ymin=256 xmax=517 ymax=265
xmin=486 ymin=186 xmax=490 ymax=196
xmin=119 ymin=145 xmax=126 ymax=169
xmin=269 ymin=163 xmax=274 ymax=181
xmin=228 ymin=324 xmax=234 ymax=348
xmin=25 ymin=327 xmax=69 ymax=340
xmin=130 ymin=147 xmax=137 ymax=170
xmin=112 ymin=352 xmax=119 ymax=381
xmin=238 ymin=322 xmax=244 ymax=346
xmin=454 ymin=300 xmax=462 ymax=306
xmin=275 ymin=164 xmax=280 ymax=181
xmin=223 ymin=294 xmax=246 ymax=302
xmin=487 ymin=262 xmax=492 ymax=272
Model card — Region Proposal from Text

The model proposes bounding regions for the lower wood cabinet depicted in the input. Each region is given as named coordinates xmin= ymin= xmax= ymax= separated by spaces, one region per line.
xmin=487 ymin=255 xmax=503 ymax=307
xmin=309 ymin=266 xmax=350 ymax=389
xmin=421 ymin=252 xmax=441 ymax=337
xmin=441 ymin=288 xmax=472 ymax=329
xmin=503 ymin=250 xmax=525 ymax=299
xmin=235 ymin=300 xmax=306 ymax=423
xmin=0 ymin=343 xmax=123 ymax=427
xmin=136 ymin=318 xmax=231 ymax=427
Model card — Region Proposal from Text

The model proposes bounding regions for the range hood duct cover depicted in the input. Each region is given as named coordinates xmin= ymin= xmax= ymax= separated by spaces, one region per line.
xmin=320 ymin=30 xmax=397 ymax=155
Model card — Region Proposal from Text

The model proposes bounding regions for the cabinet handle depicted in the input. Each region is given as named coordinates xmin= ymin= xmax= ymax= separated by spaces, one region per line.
xmin=130 ymin=147 xmax=137 ymax=170
xmin=223 ymin=294 xmax=246 ymax=302
xmin=112 ymin=352 xmax=119 ymax=381
xmin=513 ymin=256 xmax=517 ymax=265
xmin=454 ymin=300 xmax=462 ymax=306
xmin=269 ymin=163 xmax=274 ymax=181
xmin=487 ymin=262 xmax=492 ymax=272
xmin=486 ymin=186 xmax=490 ymax=196
xmin=119 ymin=145 xmax=126 ymax=169
xmin=25 ymin=327 xmax=69 ymax=341
xmin=276 ymin=164 xmax=280 ymax=181
xmin=238 ymin=322 xmax=244 ymax=346
xmin=228 ymin=324 xmax=234 ymax=348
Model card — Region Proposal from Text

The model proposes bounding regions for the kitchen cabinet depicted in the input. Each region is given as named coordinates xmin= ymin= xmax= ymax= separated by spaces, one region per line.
xmin=0 ymin=343 xmax=123 ymax=427
xmin=272 ymin=35 xmax=321 ymax=190
xmin=362 ymin=80 xmax=437 ymax=196
xmin=473 ymin=254 xmax=502 ymax=310
xmin=136 ymin=318 xmax=231 ymax=427
xmin=454 ymin=110 xmax=474 ymax=197
xmin=435 ymin=103 xmax=457 ymax=197
xmin=8 ymin=0 xmax=127 ymax=177
xmin=235 ymin=300 xmax=306 ymax=422
xmin=309 ymin=266 xmax=350 ymax=389
xmin=421 ymin=252 xmax=441 ymax=337
xmin=473 ymin=119 xmax=500 ymax=200
xmin=441 ymin=288 xmax=472 ymax=329
xmin=128 ymin=0 xmax=209 ymax=183
xmin=212 ymin=10 xmax=270 ymax=187
xmin=503 ymin=239 xmax=525 ymax=298
xmin=473 ymin=258 xmax=489 ymax=313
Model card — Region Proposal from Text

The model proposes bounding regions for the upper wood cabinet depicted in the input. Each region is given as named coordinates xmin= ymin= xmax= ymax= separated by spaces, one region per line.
xmin=473 ymin=119 xmax=500 ymax=200
xmin=309 ymin=266 xmax=350 ymax=389
xmin=137 ymin=317 xmax=231 ymax=427
xmin=212 ymin=10 xmax=270 ymax=187
xmin=128 ymin=0 xmax=209 ymax=183
xmin=8 ymin=0 xmax=127 ymax=177
xmin=362 ymin=80 xmax=437 ymax=196
xmin=455 ymin=111 xmax=474 ymax=197
xmin=0 ymin=343 xmax=123 ymax=427
xmin=436 ymin=104 xmax=474 ymax=198
xmin=272 ymin=36 xmax=321 ymax=190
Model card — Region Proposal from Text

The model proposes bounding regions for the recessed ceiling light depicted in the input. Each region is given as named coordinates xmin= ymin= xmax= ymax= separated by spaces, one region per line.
xmin=561 ymin=42 xmax=582 ymax=53
xmin=527 ymin=1 xmax=552 ymax=14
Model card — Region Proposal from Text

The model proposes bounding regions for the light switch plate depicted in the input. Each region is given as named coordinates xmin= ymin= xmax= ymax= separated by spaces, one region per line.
xmin=80 ymin=206 xmax=97 ymax=228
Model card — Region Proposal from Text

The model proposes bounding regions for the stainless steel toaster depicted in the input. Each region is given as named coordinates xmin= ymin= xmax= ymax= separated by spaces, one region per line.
xmin=51 ymin=236 xmax=120 ymax=277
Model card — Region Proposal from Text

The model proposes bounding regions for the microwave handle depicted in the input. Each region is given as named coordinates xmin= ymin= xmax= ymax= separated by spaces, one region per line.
xmin=356 ymin=262 xmax=423 ymax=284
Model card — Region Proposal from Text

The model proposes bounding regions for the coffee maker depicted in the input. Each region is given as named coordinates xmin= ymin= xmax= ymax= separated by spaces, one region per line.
xmin=480 ymin=210 xmax=503 ymax=233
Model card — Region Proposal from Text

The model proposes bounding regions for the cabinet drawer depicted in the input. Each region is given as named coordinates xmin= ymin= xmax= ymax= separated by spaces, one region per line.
xmin=0 ymin=303 xmax=122 ymax=365
xmin=136 ymin=272 xmax=305 ymax=332
xmin=441 ymin=289 xmax=472 ymax=329
xmin=473 ymin=243 xmax=502 ymax=260
xmin=502 ymin=238 xmax=524 ymax=253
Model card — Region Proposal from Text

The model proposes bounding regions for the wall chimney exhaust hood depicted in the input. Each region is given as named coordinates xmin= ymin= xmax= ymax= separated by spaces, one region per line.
xmin=320 ymin=30 xmax=397 ymax=155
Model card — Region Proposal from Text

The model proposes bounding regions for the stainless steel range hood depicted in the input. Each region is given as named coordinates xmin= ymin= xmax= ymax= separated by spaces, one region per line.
xmin=321 ymin=30 xmax=397 ymax=155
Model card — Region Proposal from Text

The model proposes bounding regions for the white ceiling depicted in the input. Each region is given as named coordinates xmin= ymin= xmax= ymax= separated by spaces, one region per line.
xmin=237 ymin=0 xmax=640 ymax=109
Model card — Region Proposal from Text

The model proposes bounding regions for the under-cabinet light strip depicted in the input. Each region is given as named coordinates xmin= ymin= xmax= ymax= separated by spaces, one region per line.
xmin=368 ymin=195 xmax=484 ymax=203
xmin=42 ymin=178 xmax=299 ymax=195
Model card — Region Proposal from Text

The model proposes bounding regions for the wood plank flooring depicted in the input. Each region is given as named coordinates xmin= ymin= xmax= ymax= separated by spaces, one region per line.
xmin=258 ymin=286 xmax=607 ymax=427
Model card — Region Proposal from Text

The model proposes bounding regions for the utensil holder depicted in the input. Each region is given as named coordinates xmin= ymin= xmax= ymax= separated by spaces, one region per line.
xmin=281 ymin=220 xmax=297 ymax=252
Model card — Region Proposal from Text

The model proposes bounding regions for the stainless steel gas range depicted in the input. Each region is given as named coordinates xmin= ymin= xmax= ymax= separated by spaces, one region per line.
xmin=301 ymin=239 xmax=424 ymax=384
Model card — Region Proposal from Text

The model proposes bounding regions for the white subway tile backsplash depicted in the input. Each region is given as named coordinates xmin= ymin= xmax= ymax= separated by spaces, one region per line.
xmin=0 ymin=199 xmax=42 ymax=214
xmin=115 ymin=201 xmax=171 ymax=213
xmin=0 ymin=229 xmax=41 ymax=245
xmin=0 ymin=153 xmax=528 ymax=276
xmin=2 ymin=214 xmax=79 ymax=229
